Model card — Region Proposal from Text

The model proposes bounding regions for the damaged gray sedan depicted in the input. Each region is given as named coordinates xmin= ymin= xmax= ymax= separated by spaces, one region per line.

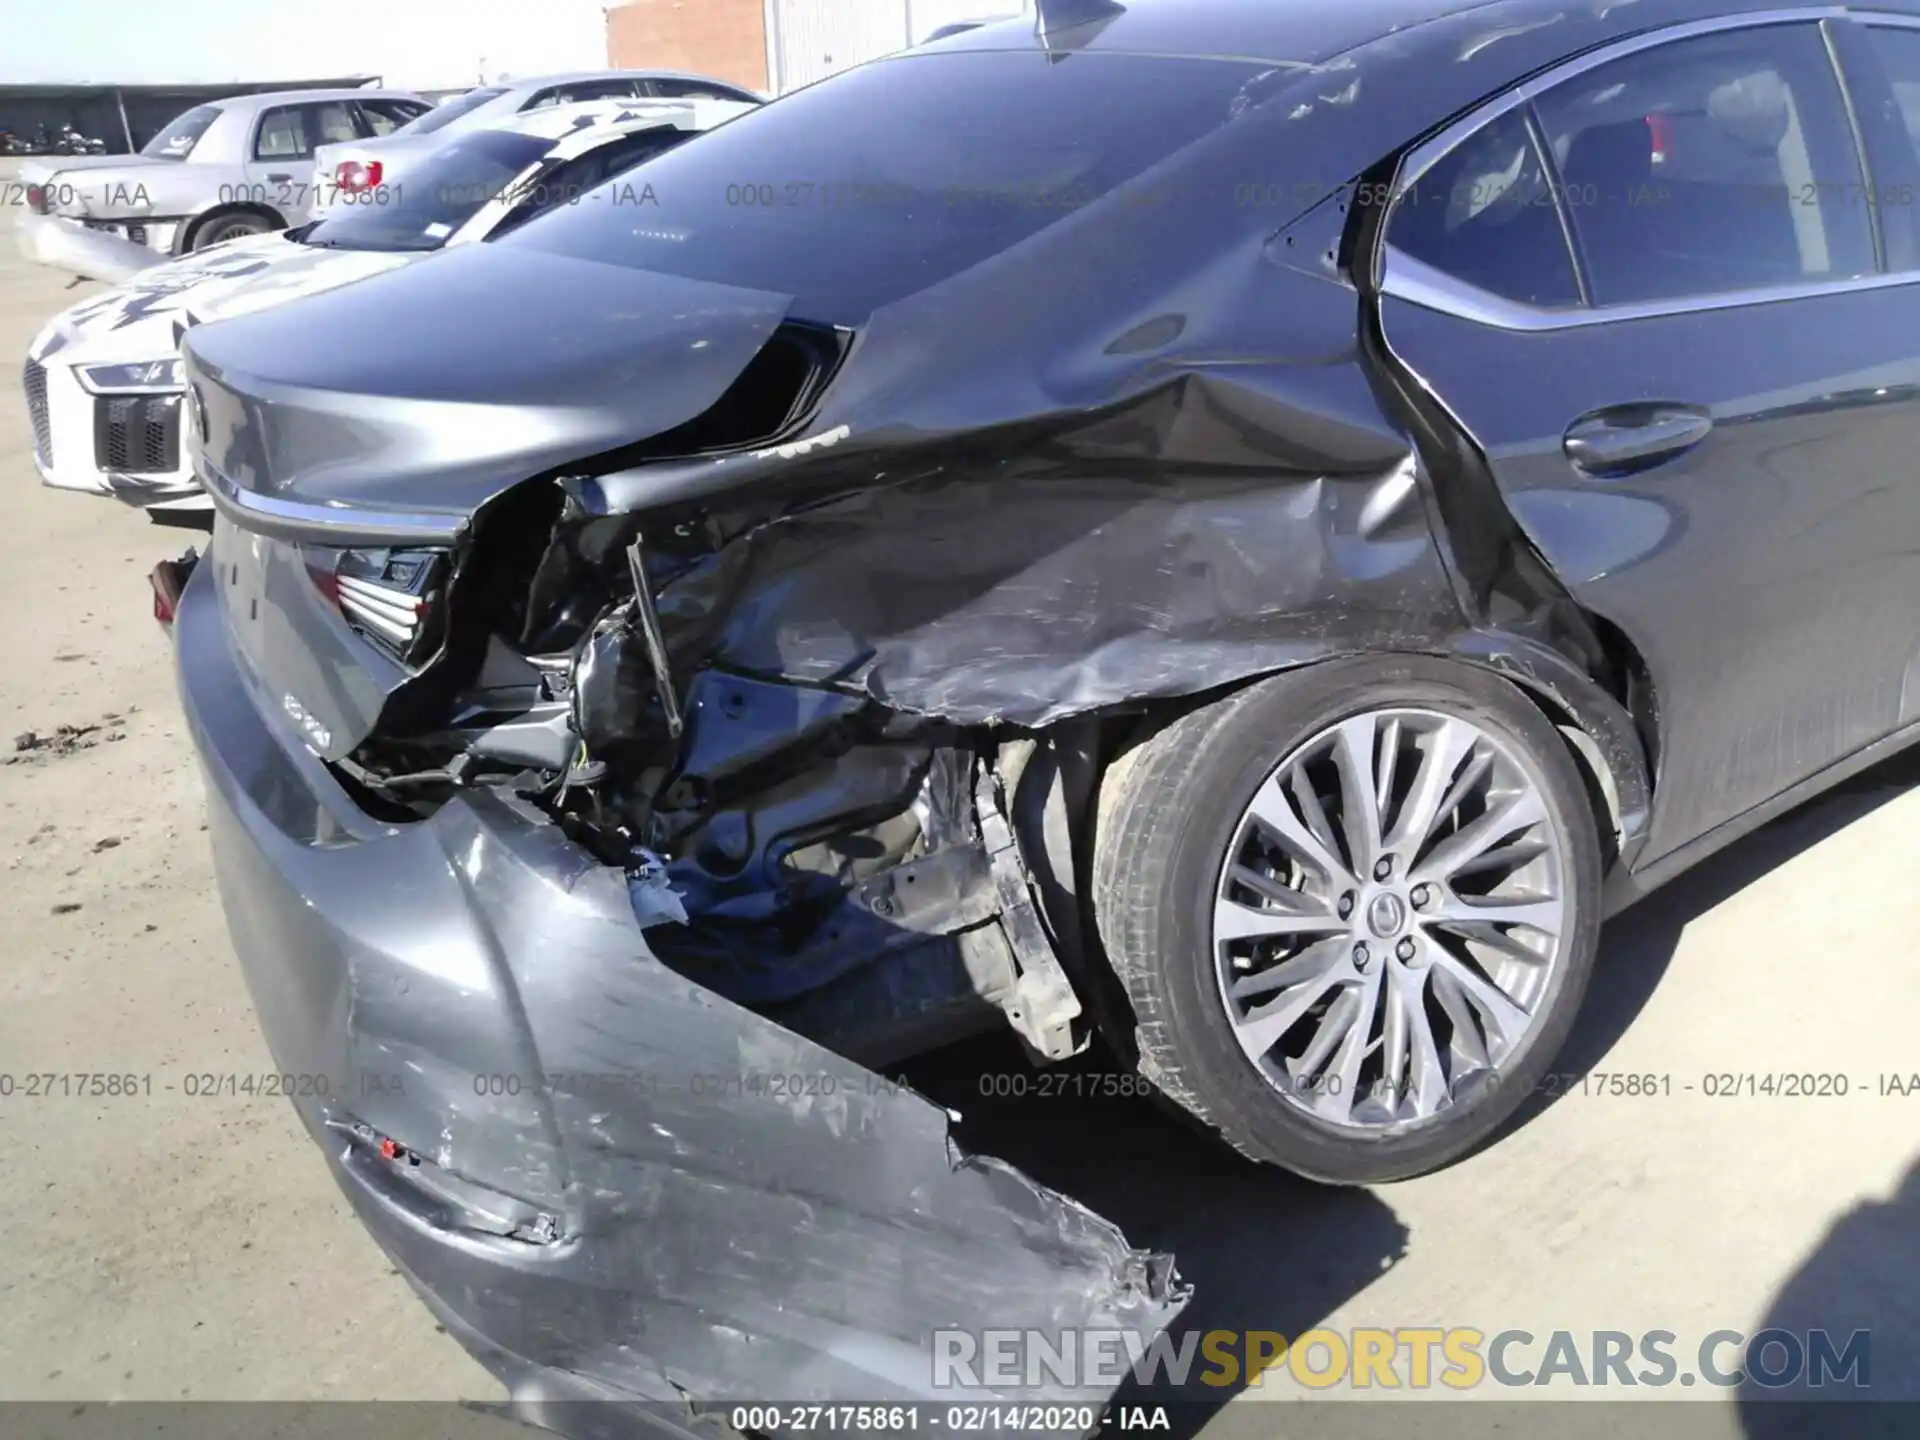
xmin=169 ymin=0 xmax=1920 ymax=1418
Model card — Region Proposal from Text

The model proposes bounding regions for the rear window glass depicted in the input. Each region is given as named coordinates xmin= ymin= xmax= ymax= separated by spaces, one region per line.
xmin=141 ymin=104 xmax=220 ymax=159
xmin=394 ymin=87 xmax=508 ymax=137
xmin=302 ymin=130 xmax=551 ymax=251
xmin=503 ymin=51 xmax=1281 ymax=321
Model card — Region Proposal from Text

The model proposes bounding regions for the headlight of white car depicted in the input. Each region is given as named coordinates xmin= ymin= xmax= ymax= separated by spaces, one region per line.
xmin=75 ymin=359 xmax=185 ymax=393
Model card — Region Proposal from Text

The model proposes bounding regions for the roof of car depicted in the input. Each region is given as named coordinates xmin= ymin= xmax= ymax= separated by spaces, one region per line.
xmin=493 ymin=69 xmax=758 ymax=91
xmin=213 ymin=87 xmax=425 ymax=111
xmin=932 ymin=0 xmax=1512 ymax=66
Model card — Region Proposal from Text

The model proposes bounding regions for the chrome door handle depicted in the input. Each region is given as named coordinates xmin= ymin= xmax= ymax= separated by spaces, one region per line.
xmin=1564 ymin=405 xmax=1713 ymax=477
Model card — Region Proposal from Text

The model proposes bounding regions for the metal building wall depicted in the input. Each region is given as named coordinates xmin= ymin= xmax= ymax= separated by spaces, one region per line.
xmin=765 ymin=0 xmax=1031 ymax=94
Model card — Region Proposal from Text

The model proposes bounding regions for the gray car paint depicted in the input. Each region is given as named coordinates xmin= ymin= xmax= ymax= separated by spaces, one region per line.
xmin=167 ymin=0 xmax=1920 ymax=1424
xmin=176 ymin=554 xmax=1188 ymax=1416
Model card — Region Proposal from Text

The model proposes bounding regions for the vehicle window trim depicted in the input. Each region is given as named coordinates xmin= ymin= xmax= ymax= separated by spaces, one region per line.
xmin=1376 ymin=6 xmax=1900 ymax=332
xmin=1824 ymin=17 xmax=1887 ymax=270
xmin=1521 ymin=100 xmax=1594 ymax=307
xmin=1842 ymin=13 xmax=1920 ymax=268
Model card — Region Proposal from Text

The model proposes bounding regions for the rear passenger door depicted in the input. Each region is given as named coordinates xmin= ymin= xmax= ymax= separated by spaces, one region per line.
xmin=248 ymin=101 xmax=361 ymax=221
xmin=1376 ymin=16 xmax=1920 ymax=860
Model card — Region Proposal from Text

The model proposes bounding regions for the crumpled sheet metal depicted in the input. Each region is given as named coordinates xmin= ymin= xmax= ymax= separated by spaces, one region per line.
xmin=660 ymin=455 xmax=1463 ymax=729
xmin=592 ymin=219 xmax=1469 ymax=730
xmin=330 ymin=789 xmax=1189 ymax=1408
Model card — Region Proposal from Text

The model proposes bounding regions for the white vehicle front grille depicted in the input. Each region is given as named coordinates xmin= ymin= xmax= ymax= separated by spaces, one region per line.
xmin=23 ymin=361 xmax=51 ymax=467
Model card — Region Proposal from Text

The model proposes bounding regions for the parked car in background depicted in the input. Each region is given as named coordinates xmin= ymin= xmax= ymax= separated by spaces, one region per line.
xmin=22 ymin=97 xmax=752 ymax=521
xmin=310 ymin=69 xmax=762 ymax=212
xmin=14 ymin=88 xmax=430 ymax=269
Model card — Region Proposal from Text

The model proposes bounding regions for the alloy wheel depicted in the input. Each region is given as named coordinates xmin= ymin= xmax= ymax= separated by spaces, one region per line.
xmin=1211 ymin=707 xmax=1569 ymax=1131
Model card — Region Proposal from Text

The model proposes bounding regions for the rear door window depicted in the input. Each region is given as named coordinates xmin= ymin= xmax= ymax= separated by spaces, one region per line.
xmin=254 ymin=101 xmax=358 ymax=161
xmin=1868 ymin=25 xmax=1920 ymax=153
xmin=1388 ymin=109 xmax=1584 ymax=308
xmin=1535 ymin=24 xmax=1876 ymax=305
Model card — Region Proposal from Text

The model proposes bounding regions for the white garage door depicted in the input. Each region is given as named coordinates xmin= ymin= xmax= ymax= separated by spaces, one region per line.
xmin=767 ymin=0 xmax=1032 ymax=93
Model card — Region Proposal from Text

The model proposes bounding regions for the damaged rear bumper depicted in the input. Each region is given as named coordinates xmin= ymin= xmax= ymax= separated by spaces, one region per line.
xmin=172 ymin=556 xmax=1186 ymax=1419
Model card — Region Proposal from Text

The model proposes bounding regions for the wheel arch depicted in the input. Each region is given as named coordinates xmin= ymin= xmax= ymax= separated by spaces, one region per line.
xmin=1027 ymin=627 xmax=1653 ymax=1058
xmin=176 ymin=201 xmax=286 ymax=254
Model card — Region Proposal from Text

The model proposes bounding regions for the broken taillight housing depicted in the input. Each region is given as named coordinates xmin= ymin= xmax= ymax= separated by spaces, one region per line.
xmin=149 ymin=548 xmax=198 ymax=628
xmin=304 ymin=546 xmax=447 ymax=664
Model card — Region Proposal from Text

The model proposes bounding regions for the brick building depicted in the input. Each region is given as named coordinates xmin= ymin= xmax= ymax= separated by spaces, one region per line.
xmin=606 ymin=0 xmax=1030 ymax=96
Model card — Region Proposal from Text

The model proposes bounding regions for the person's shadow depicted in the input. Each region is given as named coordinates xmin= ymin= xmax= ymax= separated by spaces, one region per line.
xmin=1738 ymin=1156 xmax=1920 ymax=1439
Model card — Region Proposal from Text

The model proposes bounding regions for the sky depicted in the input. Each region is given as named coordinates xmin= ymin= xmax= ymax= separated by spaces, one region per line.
xmin=0 ymin=0 xmax=610 ymax=88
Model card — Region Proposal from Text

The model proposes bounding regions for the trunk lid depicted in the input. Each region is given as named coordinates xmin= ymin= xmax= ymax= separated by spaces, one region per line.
xmin=185 ymin=241 xmax=795 ymax=517
xmin=18 ymin=154 xmax=164 ymax=185
xmin=184 ymin=242 xmax=797 ymax=758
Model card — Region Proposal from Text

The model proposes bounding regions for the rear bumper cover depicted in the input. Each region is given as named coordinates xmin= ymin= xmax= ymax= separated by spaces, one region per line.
xmin=16 ymin=211 xmax=166 ymax=281
xmin=174 ymin=552 xmax=1185 ymax=1417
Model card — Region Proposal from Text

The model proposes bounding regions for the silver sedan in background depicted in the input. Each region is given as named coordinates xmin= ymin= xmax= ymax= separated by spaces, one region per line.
xmin=16 ymin=87 xmax=431 ymax=272
xmin=310 ymin=69 xmax=762 ymax=211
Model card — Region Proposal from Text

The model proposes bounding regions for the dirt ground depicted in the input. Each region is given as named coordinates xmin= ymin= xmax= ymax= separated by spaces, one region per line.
xmin=2 ymin=185 xmax=1917 ymax=1431
xmin=0 ymin=201 xmax=501 ymax=1404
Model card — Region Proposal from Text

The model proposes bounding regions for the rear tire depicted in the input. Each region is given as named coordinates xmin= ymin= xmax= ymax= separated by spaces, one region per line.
xmin=1092 ymin=655 xmax=1603 ymax=1184
xmin=188 ymin=211 xmax=274 ymax=251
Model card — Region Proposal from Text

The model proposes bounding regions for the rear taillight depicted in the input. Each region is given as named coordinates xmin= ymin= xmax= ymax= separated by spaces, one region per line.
xmin=149 ymin=549 xmax=197 ymax=628
xmin=25 ymin=184 xmax=48 ymax=214
xmin=334 ymin=159 xmax=384 ymax=193
xmin=305 ymin=548 xmax=445 ymax=662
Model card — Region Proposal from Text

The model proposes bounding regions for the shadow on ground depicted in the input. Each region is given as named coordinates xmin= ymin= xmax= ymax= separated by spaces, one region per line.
xmin=905 ymin=1028 xmax=1406 ymax=1430
xmin=1504 ymin=747 xmax=1920 ymax=1136
xmin=1738 ymin=1156 xmax=1920 ymax=1438
xmin=901 ymin=748 xmax=1920 ymax=1439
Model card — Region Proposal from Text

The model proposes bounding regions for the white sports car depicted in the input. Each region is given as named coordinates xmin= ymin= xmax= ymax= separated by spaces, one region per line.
xmin=22 ymin=96 xmax=752 ymax=523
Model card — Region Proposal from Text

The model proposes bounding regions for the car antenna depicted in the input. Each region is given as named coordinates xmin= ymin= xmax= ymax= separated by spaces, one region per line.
xmin=1035 ymin=0 xmax=1127 ymax=48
